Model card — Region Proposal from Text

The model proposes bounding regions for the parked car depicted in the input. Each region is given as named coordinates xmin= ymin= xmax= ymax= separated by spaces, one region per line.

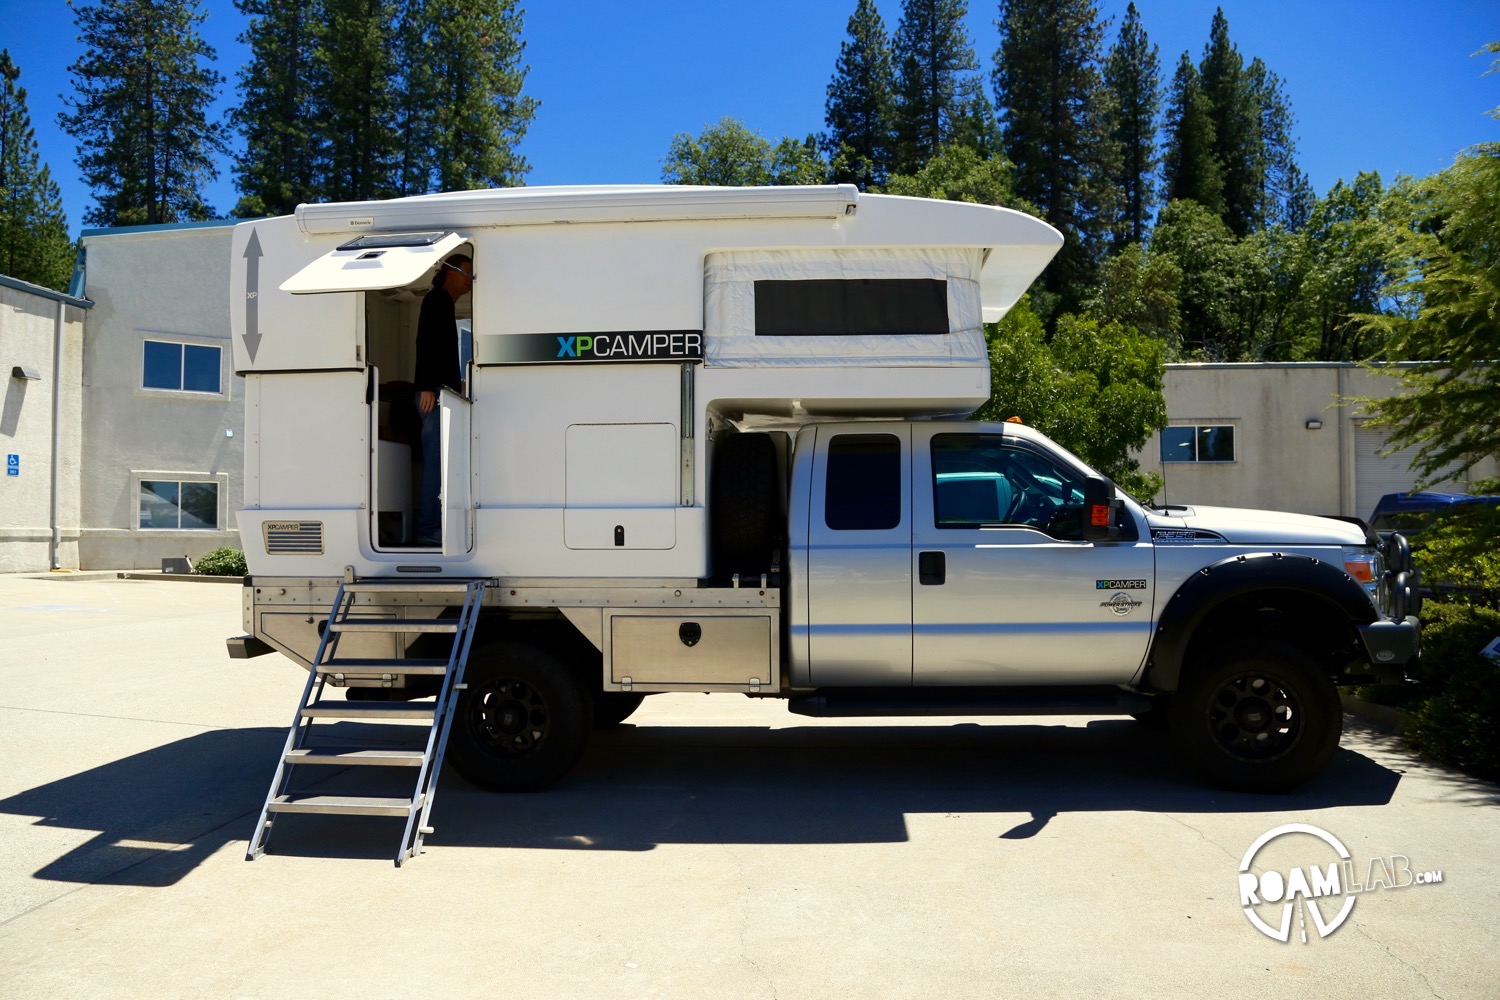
xmin=1369 ymin=491 xmax=1500 ymax=534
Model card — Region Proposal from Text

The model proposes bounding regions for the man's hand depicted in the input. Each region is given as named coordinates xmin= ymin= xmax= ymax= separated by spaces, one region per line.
xmin=418 ymin=390 xmax=436 ymax=414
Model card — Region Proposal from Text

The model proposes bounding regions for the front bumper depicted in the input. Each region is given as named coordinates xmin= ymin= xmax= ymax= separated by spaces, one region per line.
xmin=1355 ymin=615 xmax=1420 ymax=684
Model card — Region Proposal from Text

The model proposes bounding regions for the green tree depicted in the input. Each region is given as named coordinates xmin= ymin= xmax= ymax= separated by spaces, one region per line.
xmin=422 ymin=0 xmax=537 ymax=191
xmin=59 ymin=0 xmax=229 ymax=226
xmin=230 ymin=0 xmax=318 ymax=216
xmin=1358 ymin=142 xmax=1500 ymax=486
xmin=824 ymin=0 xmax=896 ymax=189
xmin=1197 ymin=8 xmax=1260 ymax=236
xmin=1085 ymin=242 xmax=1181 ymax=347
xmin=993 ymin=0 xmax=1111 ymax=304
xmin=1148 ymin=198 xmax=1237 ymax=358
xmin=1247 ymin=56 xmax=1300 ymax=228
xmin=1292 ymin=172 xmax=1397 ymax=361
xmin=391 ymin=0 xmax=438 ymax=196
xmin=1161 ymin=51 xmax=1223 ymax=214
xmin=883 ymin=143 xmax=1023 ymax=207
xmin=663 ymin=118 xmax=827 ymax=186
xmin=891 ymin=0 xmax=981 ymax=173
xmin=0 ymin=51 xmax=73 ymax=289
xmin=1101 ymin=2 xmax=1160 ymax=248
xmin=310 ymin=0 xmax=400 ymax=202
xmin=975 ymin=298 xmax=1167 ymax=497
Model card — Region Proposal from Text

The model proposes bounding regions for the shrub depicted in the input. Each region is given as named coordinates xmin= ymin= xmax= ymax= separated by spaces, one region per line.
xmin=1399 ymin=599 xmax=1500 ymax=779
xmin=195 ymin=547 xmax=247 ymax=577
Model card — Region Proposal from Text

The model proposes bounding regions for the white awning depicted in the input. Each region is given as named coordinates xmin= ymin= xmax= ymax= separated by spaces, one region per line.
xmin=279 ymin=231 xmax=467 ymax=294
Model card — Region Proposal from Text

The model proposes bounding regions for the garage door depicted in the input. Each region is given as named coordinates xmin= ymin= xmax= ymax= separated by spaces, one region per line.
xmin=1354 ymin=422 xmax=1468 ymax=522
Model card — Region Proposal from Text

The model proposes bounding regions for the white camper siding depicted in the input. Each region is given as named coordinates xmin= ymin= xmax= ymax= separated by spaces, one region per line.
xmin=248 ymin=370 xmax=368 ymax=509
xmin=470 ymin=362 xmax=705 ymax=576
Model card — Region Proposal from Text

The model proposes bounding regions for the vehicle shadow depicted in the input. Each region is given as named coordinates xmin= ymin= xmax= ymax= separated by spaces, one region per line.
xmin=1 ymin=717 xmax=1409 ymax=881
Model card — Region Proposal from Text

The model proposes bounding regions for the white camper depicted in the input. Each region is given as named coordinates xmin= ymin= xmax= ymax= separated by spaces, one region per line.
xmin=231 ymin=186 xmax=1417 ymax=863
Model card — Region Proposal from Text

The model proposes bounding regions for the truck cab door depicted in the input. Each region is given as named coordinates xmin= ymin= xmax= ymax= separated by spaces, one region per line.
xmin=805 ymin=426 xmax=913 ymax=686
xmin=910 ymin=428 xmax=1154 ymax=685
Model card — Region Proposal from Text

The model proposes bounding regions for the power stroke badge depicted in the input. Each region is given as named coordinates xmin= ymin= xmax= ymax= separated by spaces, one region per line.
xmin=1096 ymin=579 xmax=1146 ymax=616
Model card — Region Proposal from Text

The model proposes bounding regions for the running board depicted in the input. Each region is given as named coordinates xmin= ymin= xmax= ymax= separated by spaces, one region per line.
xmin=787 ymin=686 xmax=1154 ymax=718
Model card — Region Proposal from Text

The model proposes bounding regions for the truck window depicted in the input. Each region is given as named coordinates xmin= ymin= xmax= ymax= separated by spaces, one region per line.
xmin=931 ymin=434 xmax=1085 ymax=538
xmin=826 ymin=433 xmax=901 ymax=530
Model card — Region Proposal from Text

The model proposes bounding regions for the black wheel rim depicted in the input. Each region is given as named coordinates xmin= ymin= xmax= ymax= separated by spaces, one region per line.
xmin=1204 ymin=671 xmax=1301 ymax=762
xmin=464 ymin=678 xmax=551 ymax=759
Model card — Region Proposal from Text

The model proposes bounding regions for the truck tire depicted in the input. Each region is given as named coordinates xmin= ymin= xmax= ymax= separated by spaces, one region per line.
xmin=1168 ymin=637 xmax=1341 ymax=793
xmin=447 ymin=640 xmax=593 ymax=792
xmin=711 ymin=432 xmax=779 ymax=577
xmin=592 ymin=691 xmax=646 ymax=729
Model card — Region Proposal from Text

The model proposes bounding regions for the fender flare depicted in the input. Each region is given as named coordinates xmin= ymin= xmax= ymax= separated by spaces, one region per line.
xmin=1145 ymin=551 xmax=1376 ymax=692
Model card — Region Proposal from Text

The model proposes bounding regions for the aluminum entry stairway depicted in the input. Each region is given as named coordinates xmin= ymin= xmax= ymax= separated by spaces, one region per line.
xmin=247 ymin=577 xmax=486 ymax=865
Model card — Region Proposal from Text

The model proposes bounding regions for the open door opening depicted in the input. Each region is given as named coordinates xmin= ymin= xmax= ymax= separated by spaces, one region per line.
xmin=281 ymin=231 xmax=473 ymax=554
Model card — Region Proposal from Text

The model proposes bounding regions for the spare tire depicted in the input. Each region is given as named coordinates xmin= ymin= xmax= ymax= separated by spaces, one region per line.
xmin=711 ymin=432 xmax=780 ymax=578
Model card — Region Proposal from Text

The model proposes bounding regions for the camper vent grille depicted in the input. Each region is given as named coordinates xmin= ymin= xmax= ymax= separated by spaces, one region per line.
xmin=263 ymin=520 xmax=324 ymax=555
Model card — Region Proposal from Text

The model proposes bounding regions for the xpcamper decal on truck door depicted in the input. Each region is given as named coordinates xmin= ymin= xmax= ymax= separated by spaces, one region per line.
xmin=476 ymin=331 xmax=704 ymax=365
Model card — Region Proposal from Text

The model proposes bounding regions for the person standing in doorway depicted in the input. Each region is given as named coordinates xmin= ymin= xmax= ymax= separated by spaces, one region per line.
xmin=413 ymin=253 xmax=473 ymax=546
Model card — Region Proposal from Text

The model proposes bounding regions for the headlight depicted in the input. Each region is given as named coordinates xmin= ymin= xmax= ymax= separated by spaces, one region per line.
xmin=1342 ymin=545 xmax=1384 ymax=602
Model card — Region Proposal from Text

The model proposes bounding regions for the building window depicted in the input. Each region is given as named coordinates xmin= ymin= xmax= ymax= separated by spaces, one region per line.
xmin=1161 ymin=425 xmax=1236 ymax=463
xmin=139 ymin=480 xmax=219 ymax=530
xmin=825 ymin=433 xmax=901 ymax=530
xmin=143 ymin=340 xmax=221 ymax=393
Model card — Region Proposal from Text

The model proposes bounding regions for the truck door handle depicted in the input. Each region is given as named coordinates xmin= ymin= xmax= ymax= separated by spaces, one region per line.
xmin=918 ymin=551 xmax=945 ymax=586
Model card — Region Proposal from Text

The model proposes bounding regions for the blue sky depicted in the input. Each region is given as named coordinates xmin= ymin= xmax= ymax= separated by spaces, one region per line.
xmin=3 ymin=0 xmax=1498 ymax=236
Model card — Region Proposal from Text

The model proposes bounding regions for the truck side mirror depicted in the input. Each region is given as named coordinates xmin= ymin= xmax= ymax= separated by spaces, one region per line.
xmin=1082 ymin=476 xmax=1122 ymax=541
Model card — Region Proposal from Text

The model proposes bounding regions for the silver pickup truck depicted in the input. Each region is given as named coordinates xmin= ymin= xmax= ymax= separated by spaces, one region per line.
xmin=241 ymin=417 xmax=1419 ymax=797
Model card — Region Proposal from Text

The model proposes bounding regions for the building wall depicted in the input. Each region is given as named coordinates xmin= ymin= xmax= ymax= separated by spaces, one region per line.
xmin=1133 ymin=363 xmax=1497 ymax=520
xmin=78 ymin=224 xmax=244 ymax=569
xmin=0 ymin=278 xmax=86 ymax=572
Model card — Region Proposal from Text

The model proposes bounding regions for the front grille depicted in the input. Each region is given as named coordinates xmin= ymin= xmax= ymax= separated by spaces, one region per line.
xmin=263 ymin=520 xmax=324 ymax=555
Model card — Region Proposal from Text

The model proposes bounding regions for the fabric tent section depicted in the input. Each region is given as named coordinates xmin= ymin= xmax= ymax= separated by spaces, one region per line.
xmin=703 ymin=248 xmax=987 ymax=368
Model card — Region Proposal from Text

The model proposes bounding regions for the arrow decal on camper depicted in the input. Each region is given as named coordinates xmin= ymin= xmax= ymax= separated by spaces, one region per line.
xmin=243 ymin=229 xmax=263 ymax=363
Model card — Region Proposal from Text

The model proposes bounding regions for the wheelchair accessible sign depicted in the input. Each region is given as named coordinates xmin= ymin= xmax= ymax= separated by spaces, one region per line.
xmin=6 ymin=454 xmax=17 ymax=477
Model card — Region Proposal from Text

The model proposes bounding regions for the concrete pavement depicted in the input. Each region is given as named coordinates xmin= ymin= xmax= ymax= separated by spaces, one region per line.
xmin=0 ymin=574 xmax=1496 ymax=999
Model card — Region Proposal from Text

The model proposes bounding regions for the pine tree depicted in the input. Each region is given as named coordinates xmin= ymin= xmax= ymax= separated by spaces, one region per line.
xmin=0 ymin=51 xmax=73 ymax=289
xmin=891 ymin=0 xmax=980 ymax=174
xmin=59 ymin=0 xmax=229 ymax=226
xmin=993 ymin=0 xmax=1110 ymax=300
xmin=230 ymin=0 xmax=318 ymax=216
xmin=1161 ymin=51 xmax=1223 ymax=215
xmin=391 ymin=0 xmax=437 ymax=195
xmin=1102 ymin=2 xmax=1160 ymax=248
xmin=824 ymin=0 xmax=897 ymax=189
xmin=310 ymin=0 xmax=400 ymax=202
xmin=423 ymin=0 xmax=538 ymax=191
xmin=1247 ymin=56 xmax=1299 ymax=227
xmin=1197 ymin=8 xmax=1260 ymax=236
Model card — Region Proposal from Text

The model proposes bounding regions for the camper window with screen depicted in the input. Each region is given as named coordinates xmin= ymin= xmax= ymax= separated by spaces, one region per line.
xmin=754 ymin=279 xmax=949 ymax=336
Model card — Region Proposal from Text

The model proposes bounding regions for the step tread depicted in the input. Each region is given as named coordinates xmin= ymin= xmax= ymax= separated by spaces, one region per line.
xmin=301 ymin=700 xmax=437 ymax=720
xmin=268 ymin=793 xmax=419 ymax=817
xmin=286 ymin=747 xmax=427 ymax=766
xmin=331 ymin=618 xmax=460 ymax=633
xmin=316 ymin=658 xmax=450 ymax=676
xmin=343 ymin=580 xmax=478 ymax=594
